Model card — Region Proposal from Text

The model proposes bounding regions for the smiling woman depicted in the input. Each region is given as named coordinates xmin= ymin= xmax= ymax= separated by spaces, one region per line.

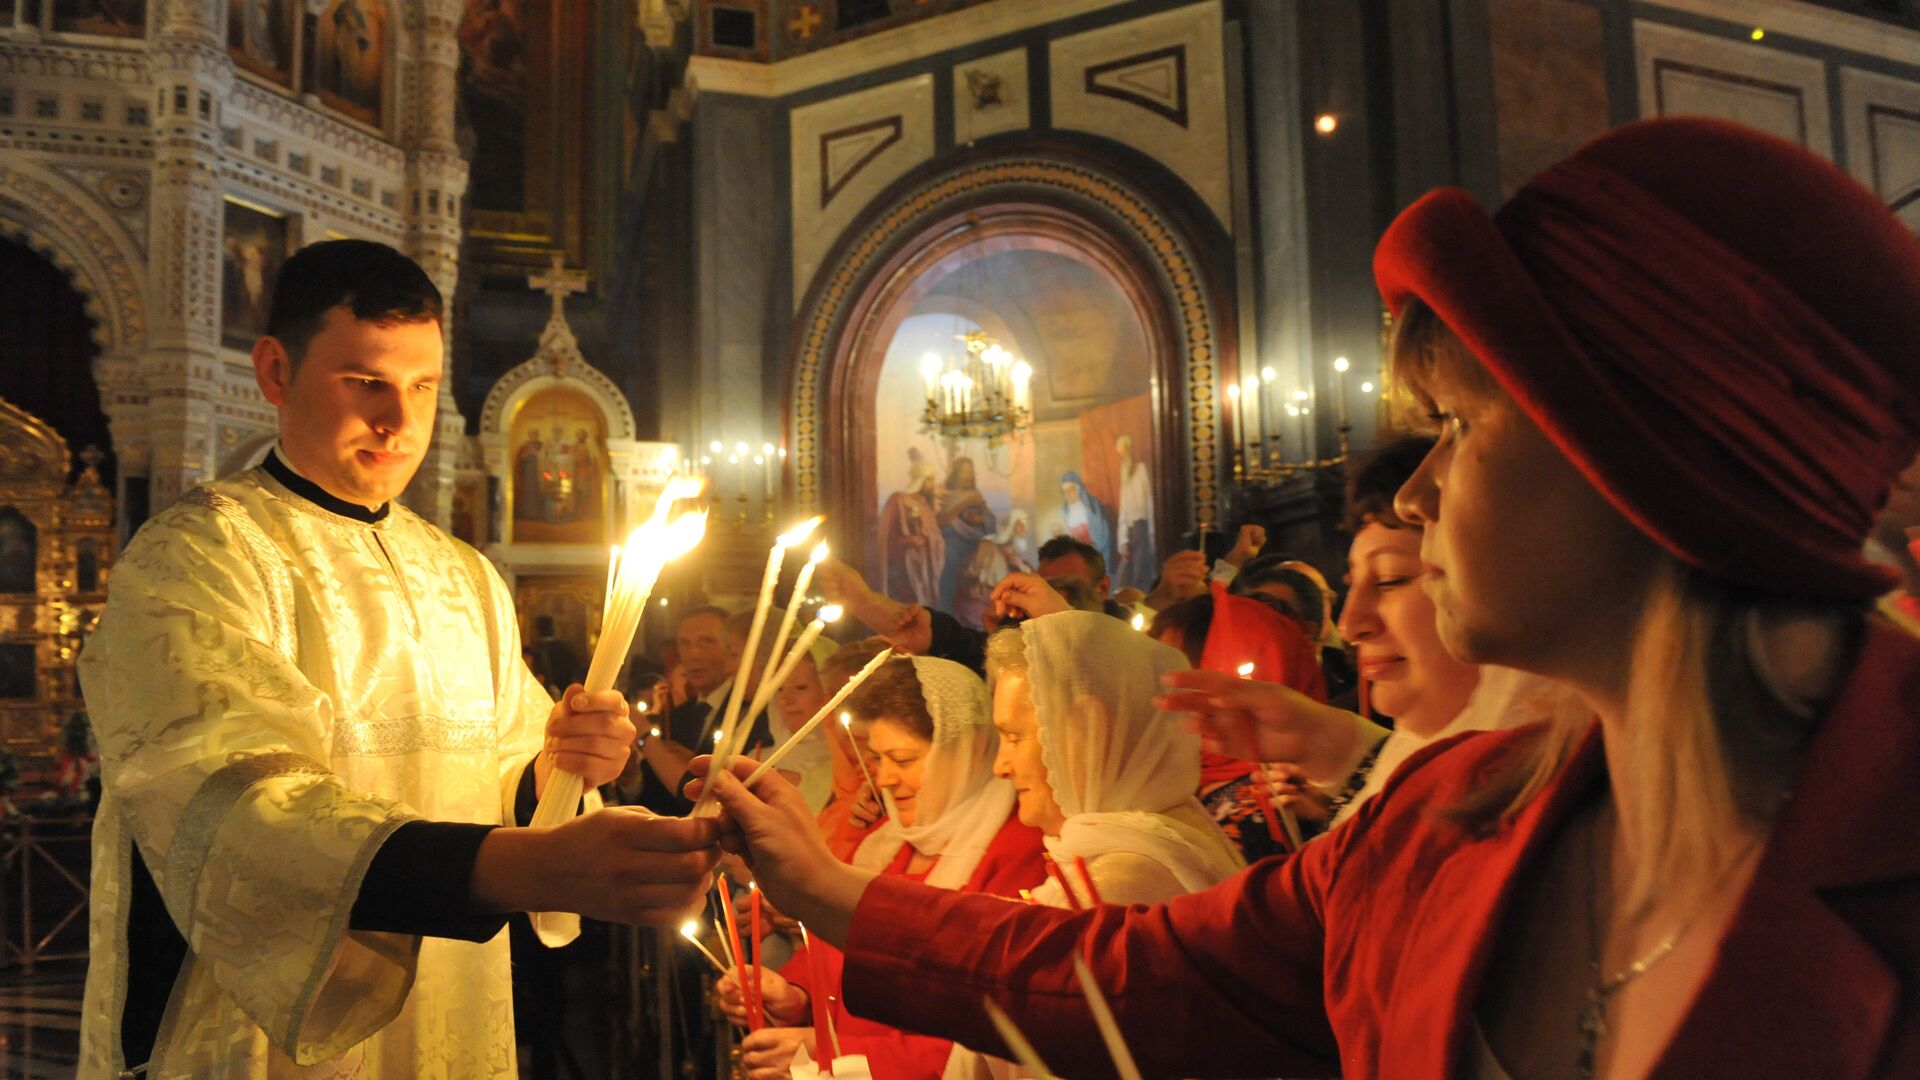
xmin=250 ymin=239 xmax=445 ymax=510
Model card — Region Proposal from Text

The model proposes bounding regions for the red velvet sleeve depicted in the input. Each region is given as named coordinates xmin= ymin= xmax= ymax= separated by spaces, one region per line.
xmin=841 ymin=833 xmax=1343 ymax=1080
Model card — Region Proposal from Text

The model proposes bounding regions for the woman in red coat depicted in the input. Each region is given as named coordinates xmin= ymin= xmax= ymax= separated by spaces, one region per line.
xmin=718 ymin=655 xmax=1044 ymax=1080
xmin=704 ymin=117 xmax=1920 ymax=1080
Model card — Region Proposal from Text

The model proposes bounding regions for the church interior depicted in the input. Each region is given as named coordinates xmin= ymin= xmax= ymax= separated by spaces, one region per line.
xmin=2 ymin=0 xmax=1918 ymax=1076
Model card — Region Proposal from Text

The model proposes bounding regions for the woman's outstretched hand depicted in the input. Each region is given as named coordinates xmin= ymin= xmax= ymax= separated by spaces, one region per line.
xmin=687 ymin=756 xmax=878 ymax=947
xmin=1157 ymin=669 xmax=1386 ymax=787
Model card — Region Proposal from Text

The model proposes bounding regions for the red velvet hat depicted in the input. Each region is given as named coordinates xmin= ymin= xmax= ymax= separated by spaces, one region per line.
xmin=1374 ymin=117 xmax=1920 ymax=600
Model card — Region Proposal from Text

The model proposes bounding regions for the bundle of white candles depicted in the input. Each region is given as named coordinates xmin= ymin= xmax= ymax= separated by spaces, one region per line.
xmin=531 ymin=477 xmax=708 ymax=829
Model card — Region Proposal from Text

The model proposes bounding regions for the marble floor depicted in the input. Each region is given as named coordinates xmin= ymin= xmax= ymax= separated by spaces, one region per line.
xmin=0 ymin=961 xmax=82 ymax=1079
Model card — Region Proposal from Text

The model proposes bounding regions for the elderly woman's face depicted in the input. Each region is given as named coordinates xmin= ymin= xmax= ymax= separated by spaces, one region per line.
xmin=990 ymin=672 xmax=1064 ymax=836
xmin=1393 ymin=370 xmax=1657 ymax=681
xmin=867 ymin=718 xmax=933 ymax=827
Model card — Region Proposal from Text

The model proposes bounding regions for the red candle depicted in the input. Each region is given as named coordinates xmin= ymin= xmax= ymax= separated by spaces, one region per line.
xmin=1071 ymin=855 xmax=1104 ymax=906
xmin=800 ymin=925 xmax=838 ymax=1072
xmin=1042 ymin=853 xmax=1083 ymax=910
xmin=749 ymin=884 xmax=766 ymax=1030
xmin=717 ymin=875 xmax=759 ymax=1030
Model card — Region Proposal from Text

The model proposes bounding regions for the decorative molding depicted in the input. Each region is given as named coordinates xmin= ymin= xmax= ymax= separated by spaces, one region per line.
xmin=1084 ymin=44 xmax=1188 ymax=128
xmin=820 ymin=116 xmax=903 ymax=207
xmin=0 ymin=161 xmax=147 ymax=357
xmin=1840 ymin=65 xmax=1920 ymax=232
xmin=790 ymin=73 xmax=935 ymax=309
xmin=1635 ymin=19 xmax=1832 ymax=158
xmin=787 ymin=155 xmax=1225 ymax=528
xmin=685 ymin=0 xmax=1132 ymax=98
xmin=1639 ymin=0 xmax=1920 ymax=65
xmin=1049 ymin=3 xmax=1231 ymax=229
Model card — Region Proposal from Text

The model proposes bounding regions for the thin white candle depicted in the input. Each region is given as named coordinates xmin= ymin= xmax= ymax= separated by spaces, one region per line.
xmin=841 ymin=711 xmax=882 ymax=807
xmin=533 ymin=478 xmax=706 ymax=829
xmin=1333 ymin=356 xmax=1351 ymax=427
xmin=753 ymin=541 xmax=829 ymax=721
xmin=679 ymin=920 xmax=729 ymax=975
xmin=740 ymin=604 xmax=843 ymax=736
xmin=710 ymin=517 xmax=823 ymax=775
xmin=736 ymin=647 xmax=896 ymax=790
xmin=981 ymin=997 xmax=1054 ymax=1080
xmin=1071 ymin=955 xmax=1143 ymax=1080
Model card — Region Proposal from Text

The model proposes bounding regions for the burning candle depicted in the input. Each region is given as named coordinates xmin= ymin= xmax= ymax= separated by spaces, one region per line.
xmin=840 ymin=711 xmax=883 ymax=813
xmin=741 ymin=648 xmax=898 ymax=786
xmin=1333 ymin=356 xmax=1351 ymax=428
xmin=801 ymin=925 xmax=840 ymax=1067
xmin=749 ymin=882 xmax=765 ymax=1029
xmin=742 ymin=601 xmax=843 ymax=732
xmin=533 ymin=479 xmax=707 ymax=829
xmin=717 ymin=874 xmax=760 ymax=1030
xmin=678 ymin=920 xmax=729 ymax=975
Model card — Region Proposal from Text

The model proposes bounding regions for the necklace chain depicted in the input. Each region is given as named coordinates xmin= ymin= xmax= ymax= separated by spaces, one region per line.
xmin=1573 ymin=810 xmax=1763 ymax=1080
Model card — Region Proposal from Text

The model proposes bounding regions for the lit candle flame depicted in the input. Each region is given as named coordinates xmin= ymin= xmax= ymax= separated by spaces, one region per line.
xmin=808 ymin=540 xmax=830 ymax=565
xmin=777 ymin=515 xmax=825 ymax=549
xmin=1130 ymin=613 xmax=1146 ymax=632
xmin=818 ymin=603 xmax=844 ymax=623
xmin=1236 ymin=661 xmax=1255 ymax=678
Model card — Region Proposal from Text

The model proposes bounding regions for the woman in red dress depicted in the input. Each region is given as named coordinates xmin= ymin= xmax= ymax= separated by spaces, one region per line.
xmin=718 ymin=655 xmax=1044 ymax=1080
xmin=704 ymin=118 xmax=1920 ymax=1080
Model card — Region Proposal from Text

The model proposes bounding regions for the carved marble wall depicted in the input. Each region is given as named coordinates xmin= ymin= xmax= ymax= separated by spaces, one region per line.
xmin=0 ymin=0 xmax=471 ymax=534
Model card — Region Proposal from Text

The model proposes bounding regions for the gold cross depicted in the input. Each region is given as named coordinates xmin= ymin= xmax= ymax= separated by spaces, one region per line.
xmin=789 ymin=4 xmax=823 ymax=39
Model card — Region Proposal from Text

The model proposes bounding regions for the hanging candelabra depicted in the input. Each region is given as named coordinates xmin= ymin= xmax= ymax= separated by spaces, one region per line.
xmin=1227 ymin=355 xmax=1380 ymax=488
xmin=920 ymin=330 xmax=1033 ymax=443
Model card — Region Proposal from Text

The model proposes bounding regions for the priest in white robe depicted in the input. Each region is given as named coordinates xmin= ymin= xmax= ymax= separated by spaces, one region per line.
xmin=77 ymin=240 xmax=717 ymax=1079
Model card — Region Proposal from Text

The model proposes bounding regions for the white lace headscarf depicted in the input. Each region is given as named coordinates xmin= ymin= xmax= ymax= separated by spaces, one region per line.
xmin=852 ymin=656 xmax=1015 ymax=889
xmin=1020 ymin=611 xmax=1245 ymax=890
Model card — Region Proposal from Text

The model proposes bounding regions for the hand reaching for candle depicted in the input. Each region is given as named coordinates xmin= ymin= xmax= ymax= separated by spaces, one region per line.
xmin=690 ymin=757 xmax=879 ymax=949
xmin=716 ymin=964 xmax=810 ymax=1028
xmin=1157 ymin=669 xmax=1388 ymax=788
xmin=739 ymin=1027 xmax=817 ymax=1080
xmin=848 ymin=782 xmax=885 ymax=829
xmin=538 ymin=683 xmax=638 ymax=794
xmin=1262 ymin=762 xmax=1333 ymax=822
xmin=469 ymin=806 xmax=719 ymax=925
xmin=989 ymin=572 xmax=1070 ymax=622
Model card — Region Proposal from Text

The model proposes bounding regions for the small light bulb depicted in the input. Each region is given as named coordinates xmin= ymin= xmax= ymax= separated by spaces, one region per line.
xmin=1261 ymin=366 xmax=1277 ymax=383
xmin=735 ymin=441 xmax=749 ymax=455
xmin=710 ymin=440 xmax=722 ymax=453
xmin=1334 ymin=356 xmax=1350 ymax=373
xmin=650 ymin=726 xmax=662 ymax=738
xmin=1314 ymin=113 xmax=1338 ymax=135
xmin=1293 ymin=389 xmax=1309 ymax=401
xmin=762 ymin=442 xmax=775 ymax=456
xmin=1361 ymin=381 xmax=1376 ymax=393
xmin=1750 ymin=27 xmax=1765 ymax=41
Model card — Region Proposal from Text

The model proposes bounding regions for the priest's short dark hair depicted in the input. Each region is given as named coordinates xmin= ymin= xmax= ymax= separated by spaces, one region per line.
xmin=267 ymin=239 xmax=443 ymax=366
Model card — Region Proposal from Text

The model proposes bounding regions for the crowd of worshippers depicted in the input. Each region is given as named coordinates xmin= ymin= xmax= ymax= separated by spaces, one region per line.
xmin=73 ymin=114 xmax=1919 ymax=1079
xmin=592 ymin=432 xmax=1554 ymax=1080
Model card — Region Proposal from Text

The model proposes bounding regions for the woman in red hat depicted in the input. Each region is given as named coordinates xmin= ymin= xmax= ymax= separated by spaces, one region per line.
xmin=699 ymin=117 xmax=1920 ymax=1080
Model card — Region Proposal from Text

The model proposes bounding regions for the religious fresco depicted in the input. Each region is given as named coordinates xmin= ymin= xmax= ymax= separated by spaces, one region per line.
xmin=50 ymin=0 xmax=144 ymax=37
xmin=311 ymin=0 xmax=387 ymax=127
xmin=457 ymin=0 xmax=530 ymax=214
xmin=228 ymin=0 xmax=298 ymax=86
xmin=870 ymin=246 xmax=1164 ymax=619
xmin=507 ymin=385 xmax=608 ymax=545
xmin=220 ymin=198 xmax=290 ymax=351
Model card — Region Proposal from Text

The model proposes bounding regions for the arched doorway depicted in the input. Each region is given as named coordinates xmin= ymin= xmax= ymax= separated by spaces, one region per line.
xmin=789 ymin=143 xmax=1235 ymax=599
xmin=0 ymin=237 xmax=114 ymax=489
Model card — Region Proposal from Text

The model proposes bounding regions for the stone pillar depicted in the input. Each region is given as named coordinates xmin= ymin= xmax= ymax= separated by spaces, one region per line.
xmin=141 ymin=0 xmax=231 ymax=511
xmin=399 ymin=0 xmax=470 ymax=527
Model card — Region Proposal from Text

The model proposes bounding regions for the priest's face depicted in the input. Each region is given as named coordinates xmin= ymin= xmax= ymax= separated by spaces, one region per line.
xmin=991 ymin=672 xmax=1064 ymax=835
xmin=256 ymin=306 xmax=443 ymax=509
xmin=867 ymin=718 xmax=931 ymax=828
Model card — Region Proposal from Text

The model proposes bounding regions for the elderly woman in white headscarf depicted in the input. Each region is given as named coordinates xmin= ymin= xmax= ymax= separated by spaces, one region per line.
xmin=941 ymin=610 xmax=1242 ymax=1080
xmin=987 ymin=609 xmax=1243 ymax=903
xmin=719 ymin=655 xmax=1047 ymax=1080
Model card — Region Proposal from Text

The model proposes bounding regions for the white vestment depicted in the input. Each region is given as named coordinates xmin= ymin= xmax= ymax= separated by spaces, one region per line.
xmin=78 ymin=464 xmax=572 ymax=1078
